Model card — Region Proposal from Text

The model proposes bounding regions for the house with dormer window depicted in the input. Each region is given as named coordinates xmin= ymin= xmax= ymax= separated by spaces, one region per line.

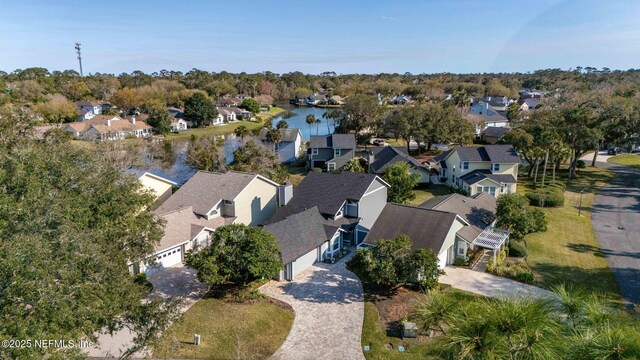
xmin=433 ymin=145 xmax=521 ymax=197
xmin=307 ymin=133 xmax=356 ymax=171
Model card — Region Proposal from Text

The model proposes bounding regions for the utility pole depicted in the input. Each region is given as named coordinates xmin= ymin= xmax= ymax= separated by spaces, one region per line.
xmin=75 ymin=42 xmax=83 ymax=76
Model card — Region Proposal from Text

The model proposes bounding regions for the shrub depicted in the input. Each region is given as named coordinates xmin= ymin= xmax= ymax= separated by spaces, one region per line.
xmin=134 ymin=273 xmax=153 ymax=293
xmin=577 ymin=159 xmax=586 ymax=168
xmin=527 ymin=208 xmax=548 ymax=233
xmin=525 ymin=187 xmax=565 ymax=207
xmin=453 ymin=258 xmax=467 ymax=267
xmin=312 ymin=167 xmax=323 ymax=173
xmin=515 ymin=272 xmax=535 ymax=283
xmin=508 ymin=242 xmax=528 ymax=257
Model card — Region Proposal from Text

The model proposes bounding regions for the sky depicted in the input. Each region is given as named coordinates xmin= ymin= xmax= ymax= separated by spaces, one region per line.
xmin=1 ymin=0 xmax=639 ymax=75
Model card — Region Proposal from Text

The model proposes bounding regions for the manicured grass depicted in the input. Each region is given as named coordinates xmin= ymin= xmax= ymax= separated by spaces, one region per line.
xmin=519 ymin=166 xmax=620 ymax=300
xmin=284 ymin=163 xmax=307 ymax=187
xmin=153 ymin=298 xmax=293 ymax=359
xmin=378 ymin=138 xmax=407 ymax=148
xmin=165 ymin=120 xmax=265 ymax=140
xmin=408 ymin=185 xmax=451 ymax=206
xmin=607 ymin=154 xmax=640 ymax=169
xmin=361 ymin=286 xmax=478 ymax=360
xmin=256 ymin=106 xmax=285 ymax=122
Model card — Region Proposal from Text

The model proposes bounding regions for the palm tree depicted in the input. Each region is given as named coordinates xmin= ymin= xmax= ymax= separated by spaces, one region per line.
xmin=305 ymin=114 xmax=316 ymax=137
xmin=276 ymin=120 xmax=289 ymax=129
xmin=315 ymin=117 xmax=321 ymax=135
xmin=266 ymin=128 xmax=282 ymax=153
xmin=234 ymin=125 xmax=248 ymax=147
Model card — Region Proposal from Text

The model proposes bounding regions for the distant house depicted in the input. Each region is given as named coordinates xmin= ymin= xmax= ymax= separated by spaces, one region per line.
xmin=420 ymin=192 xmax=510 ymax=263
xmin=257 ymin=127 xmax=303 ymax=163
xmin=363 ymin=204 xmax=468 ymax=269
xmin=468 ymin=101 xmax=510 ymax=137
xmin=63 ymin=115 xmax=152 ymax=140
xmin=482 ymin=96 xmax=511 ymax=111
xmin=216 ymin=108 xmax=236 ymax=124
xmin=308 ymin=133 xmax=357 ymax=171
xmin=264 ymin=172 xmax=389 ymax=279
xmin=217 ymin=97 xmax=243 ymax=108
xmin=432 ymin=145 xmax=521 ymax=197
xmin=75 ymin=100 xmax=112 ymax=120
xmin=519 ymin=89 xmax=543 ymax=99
xmin=305 ymin=94 xmax=327 ymax=106
xmin=368 ymin=146 xmax=431 ymax=183
xmin=134 ymin=171 xmax=289 ymax=274
xmin=390 ymin=95 xmax=413 ymax=105
xmin=481 ymin=126 xmax=511 ymax=144
xmin=329 ymin=95 xmax=345 ymax=105
xmin=518 ymin=98 xmax=542 ymax=112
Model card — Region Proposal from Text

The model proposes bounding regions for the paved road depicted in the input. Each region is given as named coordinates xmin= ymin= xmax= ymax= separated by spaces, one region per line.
xmin=590 ymin=159 xmax=640 ymax=306
xmin=260 ymin=255 xmax=365 ymax=360
xmin=85 ymin=265 xmax=207 ymax=358
xmin=440 ymin=266 xmax=555 ymax=299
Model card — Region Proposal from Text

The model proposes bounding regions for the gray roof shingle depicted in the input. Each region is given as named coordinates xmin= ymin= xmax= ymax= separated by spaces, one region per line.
xmin=459 ymin=169 xmax=517 ymax=185
xmin=482 ymin=127 xmax=511 ymax=139
xmin=155 ymin=171 xmax=259 ymax=216
xmin=265 ymin=172 xmax=381 ymax=223
xmin=156 ymin=206 xmax=233 ymax=251
xmin=263 ymin=207 xmax=338 ymax=264
xmin=369 ymin=146 xmax=424 ymax=174
xmin=420 ymin=192 xmax=496 ymax=232
xmin=449 ymin=145 xmax=520 ymax=164
xmin=310 ymin=134 xmax=356 ymax=149
xmin=363 ymin=204 xmax=458 ymax=253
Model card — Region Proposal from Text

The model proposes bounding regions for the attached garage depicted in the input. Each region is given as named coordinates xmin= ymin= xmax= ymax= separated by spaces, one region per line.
xmin=145 ymin=245 xmax=183 ymax=275
xmin=291 ymin=247 xmax=319 ymax=279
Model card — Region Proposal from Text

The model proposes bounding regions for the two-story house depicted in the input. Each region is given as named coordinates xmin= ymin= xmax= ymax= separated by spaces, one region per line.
xmin=307 ymin=133 xmax=356 ymax=171
xmin=133 ymin=171 xmax=292 ymax=274
xmin=75 ymin=100 xmax=112 ymax=121
xmin=368 ymin=146 xmax=431 ymax=183
xmin=434 ymin=145 xmax=521 ymax=197
xmin=257 ymin=127 xmax=303 ymax=163
xmin=264 ymin=172 xmax=389 ymax=280
xmin=468 ymin=102 xmax=510 ymax=138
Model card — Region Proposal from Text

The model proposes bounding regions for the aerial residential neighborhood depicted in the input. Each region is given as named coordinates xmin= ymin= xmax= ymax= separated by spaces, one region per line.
xmin=2 ymin=1 xmax=640 ymax=360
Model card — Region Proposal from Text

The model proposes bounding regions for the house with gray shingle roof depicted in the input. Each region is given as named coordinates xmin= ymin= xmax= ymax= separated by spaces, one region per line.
xmin=308 ymin=133 xmax=357 ymax=171
xmin=364 ymin=203 xmax=469 ymax=269
xmin=368 ymin=146 xmax=431 ymax=183
xmin=468 ymin=101 xmax=510 ymax=137
xmin=263 ymin=171 xmax=389 ymax=280
xmin=433 ymin=145 xmax=521 ymax=198
xmin=257 ymin=127 xmax=303 ymax=163
xmin=134 ymin=170 xmax=288 ymax=274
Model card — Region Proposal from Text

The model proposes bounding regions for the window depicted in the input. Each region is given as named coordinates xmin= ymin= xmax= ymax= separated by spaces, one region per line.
xmin=328 ymin=163 xmax=336 ymax=171
xmin=332 ymin=238 xmax=340 ymax=252
xmin=460 ymin=161 xmax=469 ymax=170
xmin=311 ymin=148 xmax=318 ymax=155
xmin=442 ymin=169 xmax=446 ymax=177
xmin=492 ymin=163 xmax=500 ymax=172
xmin=457 ymin=243 xmax=466 ymax=256
xmin=223 ymin=200 xmax=233 ymax=205
xmin=500 ymin=183 xmax=505 ymax=193
xmin=334 ymin=149 xmax=342 ymax=157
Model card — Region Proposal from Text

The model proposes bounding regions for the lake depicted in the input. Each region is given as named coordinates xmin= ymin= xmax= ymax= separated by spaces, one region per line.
xmin=271 ymin=104 xmax=337 ymax=140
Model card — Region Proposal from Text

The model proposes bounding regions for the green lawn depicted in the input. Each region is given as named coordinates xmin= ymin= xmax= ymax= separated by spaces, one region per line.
xmin=519 ymin=166 xmax=620 ymax=300
xmin=284 ymin=163 xmax=307 ymax=187
xmin=153 ymin=298 xmax=293 ymax=359
xmin=165 ymin=120 xmax=265 ymax=140
xmin=256 ymin=106 xmax=285 ymax=122
xmin=408 ymin=185 xmax=451 ymax=206
xmin=607 ymin=154 xmax=640 ymax=169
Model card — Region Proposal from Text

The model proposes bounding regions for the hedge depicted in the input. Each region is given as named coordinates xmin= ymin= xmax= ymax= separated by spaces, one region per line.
xmin=526 ymin=187 xmax=565 ymax=207
xmin=508 ymin=242 xmax=528 ymax=257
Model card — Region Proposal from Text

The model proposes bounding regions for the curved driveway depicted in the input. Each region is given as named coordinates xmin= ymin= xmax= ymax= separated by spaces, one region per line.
xmin=591 ymin=159 xmax=640 ymax=306
xmin=260 ymin=256 xmax=365 ymax=360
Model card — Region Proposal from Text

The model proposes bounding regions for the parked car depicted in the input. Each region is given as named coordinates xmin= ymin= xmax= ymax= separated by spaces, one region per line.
xmin=608 ymin=147 xmax=623 ymax=155
xmin=372 ymin=139 xmax=385 ymax=146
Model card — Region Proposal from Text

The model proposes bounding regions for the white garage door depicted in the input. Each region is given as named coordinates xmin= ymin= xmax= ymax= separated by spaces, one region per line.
xmin=292 ymin=247 xmax=318 ymax=278
xmin=437 ymin=246 xmax=450 ymax=269
xmin=146 ymin=246 xmax=182 ymax=274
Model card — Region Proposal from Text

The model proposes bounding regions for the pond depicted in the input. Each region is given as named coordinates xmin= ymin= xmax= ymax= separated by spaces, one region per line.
xmin=270 ymin=104 xmax=337 ymax=140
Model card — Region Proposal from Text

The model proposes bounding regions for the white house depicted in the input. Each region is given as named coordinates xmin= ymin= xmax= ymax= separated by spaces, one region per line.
xmin=257 ymin=127 xmax=303 ymax=163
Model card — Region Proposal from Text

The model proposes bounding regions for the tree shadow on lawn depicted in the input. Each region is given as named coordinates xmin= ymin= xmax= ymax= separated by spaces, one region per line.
xmin=530 ymin=262 xmax=639 ymax=306
xmin=566 ymin=243 xmax=640 ymax=260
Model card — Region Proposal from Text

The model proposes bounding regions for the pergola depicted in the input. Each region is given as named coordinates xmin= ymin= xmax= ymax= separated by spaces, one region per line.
xmin=472 ymin=227 xmax=511 ymax=261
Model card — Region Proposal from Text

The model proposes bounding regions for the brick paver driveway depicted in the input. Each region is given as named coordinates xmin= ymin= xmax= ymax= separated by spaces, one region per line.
xmin=260 ymin=254 xmax=365 ymax=360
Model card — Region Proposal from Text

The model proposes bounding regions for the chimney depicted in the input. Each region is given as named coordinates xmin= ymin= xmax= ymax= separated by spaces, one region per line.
xmin=368 ymin=150 xmax=375 ymax=172
xmin=130 ymin=116 xmax=136 ymax=124
xmin=278 ymin=183 xmax=293 ymax=207
xmin=107 ymin=119 xmax=111 ymax=127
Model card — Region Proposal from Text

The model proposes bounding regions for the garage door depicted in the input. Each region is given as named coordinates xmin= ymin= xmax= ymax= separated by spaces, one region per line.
xmin=292 ymin=247 xmax=318 ymax=278
xmin=146 ymin=246 xmax=182 ymax=274
xmin=437 ymin=246 xmax=450 ymax=269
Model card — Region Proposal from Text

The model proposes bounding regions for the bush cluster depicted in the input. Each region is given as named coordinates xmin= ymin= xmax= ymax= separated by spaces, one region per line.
xmin=525 ymin=186 xmax=565 ymax=207
xmin=488 ymin=258 xmax=534 ymax=284
xmin=508 ymin=242 xmax=528 ymax=257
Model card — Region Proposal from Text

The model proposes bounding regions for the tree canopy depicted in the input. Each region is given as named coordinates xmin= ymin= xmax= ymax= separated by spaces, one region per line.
xmin=185 ymin=224 xmax=282 ymax=286
xmin=184 ymin=92 xmax=217 ymax=128
xmin=240 ymin=98 xmax=261 ymax=113
xmin=383 ymin=162 xmax=421 ymax=204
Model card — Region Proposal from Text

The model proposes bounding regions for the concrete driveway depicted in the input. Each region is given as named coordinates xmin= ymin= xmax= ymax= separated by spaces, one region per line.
xmin=440 ymin=266 xmax=554 ymax=299
xmin=85 ymin=265 xmax=207 ymax=359
xmin=590 ymin=159 xmax=640 ymax=306
xmin=260 ymin=255 xmax=365 ymax=360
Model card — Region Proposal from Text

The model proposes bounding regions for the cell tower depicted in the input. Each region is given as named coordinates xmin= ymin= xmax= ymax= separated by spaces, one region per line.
xmin=75 ymin=42 xmax=83 ymax=76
